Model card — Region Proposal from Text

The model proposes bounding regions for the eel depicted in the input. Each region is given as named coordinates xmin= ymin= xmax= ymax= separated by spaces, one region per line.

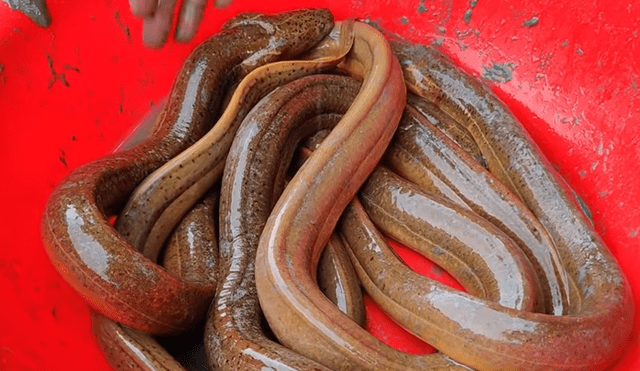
xmin=41 ymin=9 xmax=335 ymax=335
xmin=206 ymin=74 xmax=363 ymax=371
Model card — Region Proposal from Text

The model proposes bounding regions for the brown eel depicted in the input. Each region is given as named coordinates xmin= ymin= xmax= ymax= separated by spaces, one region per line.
xmin=40 ymin=9 xmax=336 ymax=335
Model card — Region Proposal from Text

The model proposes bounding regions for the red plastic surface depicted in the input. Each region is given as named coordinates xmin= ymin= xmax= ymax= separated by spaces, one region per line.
xmin=1 ymin=0 xmax=638 ymax=370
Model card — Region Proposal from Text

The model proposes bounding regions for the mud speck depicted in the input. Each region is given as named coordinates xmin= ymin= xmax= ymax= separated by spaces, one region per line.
xmin=417 ymin=0 xmax=427 ymax=14
xmin=399 ymin=16 xmax=409 ymax=25
xmin=483 ymin=62 xmax=515 ymax=83
xmin=64 ymin=64 xmax=80 ymax=73
xmin=522 ymin=16 xmax=539 ymax=28
xmin=463 ymin=9 xmax=472 ymax=24
xmin=114 ymin=10 xmax=132 ymax=43
xmin=430 ymin=264 xmax=445 ymax=276
xmin=118 ymin=85 xmax=125 ymax=114
xmin=576 ymin=46 xmax=584 ymax=56
xmin=47 ymin=55 xmax=79 ymax=89
xmin=432 ymin=37 xmax=444 ymax=46
xmin=560 ymin=39 xmax=569 ymax=47
xmin=58 ymin=149 xmax=67 ymax=168
xmin=630 ymin=228 xmax=638 ymax=238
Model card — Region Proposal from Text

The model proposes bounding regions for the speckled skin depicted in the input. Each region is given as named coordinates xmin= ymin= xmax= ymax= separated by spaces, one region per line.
xmin=356 ymin=166 xmax=537 ymax=311
xmin=253 ymin=21 xmax=432 ymax=371
xmin=317 ymin=232 xmax=366 ymax=328
xmin=407 ymin=93 xmax=487 ymax=168
xmin=92 ymin=191 xmax=219 ymax=371
xmin=385 ymin=104 xmax=570 ymax=315
xmin=300 ymin=135 xmax=533 ymax=370
xmin=390 ymin=41 xmax=634 ymax=371
xmin=205 ymin=74 xmax=362 ymax=371
xmin=298 ymin=118 xmax=367 ymax=328
xmin=161 ymin=188 xmax=219 ymax=286
xmin=89 ymin=104 xmax=217 ymax=371
xmin=341 ymin=168 xmax=542 ymax=366
xmin=92 ymin=313 xmax=186 ymax=371
xmin=40 ymin=9 xmax=335 ymax=336
xmin=114 ymin=17 xmax=350 ymax=263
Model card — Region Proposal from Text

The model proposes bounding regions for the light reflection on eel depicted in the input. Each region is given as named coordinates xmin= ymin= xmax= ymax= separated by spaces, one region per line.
xmin=368 ymin=41 xmax=633 ymax=371
xmin=206 ymin=73 xmax=367 ymax=371
xmin=114 ymin=18 xmax=356 ymax=263
xmin=385 ymin=103 xmax=571 ymax=316
xmin=253 ymin=19 xmax=465 ymax=371
xmin=299 ymin=127 xmax=539 ymax=371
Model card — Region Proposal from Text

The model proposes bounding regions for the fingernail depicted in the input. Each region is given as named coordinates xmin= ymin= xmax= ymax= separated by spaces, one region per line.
xmin=143 ymin=18 xmax=169 ymax=48
xmin=175 ymin=22 xmax=195 ymax=42
xmin=129 ymin=0 xmax=141 ymax=15
xmin=215 ymin=0 xmax=233 ymax=9
xmin=175 ymin=7 xmax=200 ymax=42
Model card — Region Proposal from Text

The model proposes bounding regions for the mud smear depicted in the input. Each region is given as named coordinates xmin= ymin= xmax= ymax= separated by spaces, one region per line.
xmin=522 ymin=16 xmax=539 ymax=28
xmin=114 ymin=10 xmax=132 ymax=43
xmin=483 ymin=62 xmax=515 ymax=83
xmin=443 ymin=1 xmax=452 ymax=24
xmin=417 ymin=0 xmax=427 ymax=14
xmin=575 ymin=189 xmax=594 ymax=223
xmin=2 ymin=0 xmax=51 ymax=27
xmin=463 ymin=9 xmax=472 ymax=24
xmin=46 ymin=54 xmax=80 ymax=89
xmin=58 ymin=149 xmax=67 ymax=168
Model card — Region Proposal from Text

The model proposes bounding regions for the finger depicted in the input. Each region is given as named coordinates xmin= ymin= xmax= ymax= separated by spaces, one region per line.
xmin=175 ymin=0 xmax=208 ymax=42
xmin=214 ymin=0 xmax=233 ymax=8
xmin=142 ymin=0 xmax=179 ymax=48
xmin=130 ymin=0 xmax=159 ymax=18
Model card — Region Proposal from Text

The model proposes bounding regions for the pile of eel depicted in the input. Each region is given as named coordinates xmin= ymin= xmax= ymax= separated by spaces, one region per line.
xmin=40 ymin=8 xmax=633 ymax=371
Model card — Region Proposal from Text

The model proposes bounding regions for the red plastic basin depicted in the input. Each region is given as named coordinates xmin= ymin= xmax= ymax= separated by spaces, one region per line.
xmin=1 ymin=0 xmax=638 ymax=370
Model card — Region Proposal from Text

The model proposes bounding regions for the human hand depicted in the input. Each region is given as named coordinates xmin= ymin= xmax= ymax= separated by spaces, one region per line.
xmin=130 ymin=0 xmax=233 ymax=48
